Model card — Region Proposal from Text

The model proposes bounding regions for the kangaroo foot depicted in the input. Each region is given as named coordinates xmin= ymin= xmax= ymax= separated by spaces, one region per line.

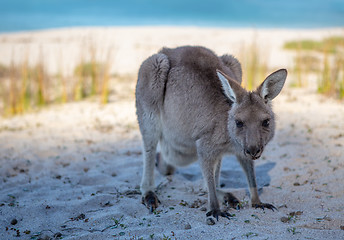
xmin=223 ymin=192 xmax=241 ymax=209
xmin=252 ymin=202 xmax=277 ymax=211
xmin=142 ymin=191 xmax=160 ymax=213
xmin=217 ymin=190 xmax=241 ymax=210
xmin=155 ymin=153 xmax=175 ymax=176
xmin=206 ymin=209 xmax=233 ymax=221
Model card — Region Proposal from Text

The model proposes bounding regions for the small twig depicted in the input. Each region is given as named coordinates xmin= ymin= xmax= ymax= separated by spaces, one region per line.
xmin=100 ymin=224 xmax=118 ymax=232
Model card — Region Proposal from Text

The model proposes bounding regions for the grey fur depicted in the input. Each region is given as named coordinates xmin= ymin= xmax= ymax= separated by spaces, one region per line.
xmin=220 ymin=54 xmax=242 ymax=84
xmin=135 ymin=46 xmax=287 ymax=219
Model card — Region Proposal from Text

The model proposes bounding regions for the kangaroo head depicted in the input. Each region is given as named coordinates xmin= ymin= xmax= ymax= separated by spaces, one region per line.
xmin=217 ymin=69 xmax=287 ymax=160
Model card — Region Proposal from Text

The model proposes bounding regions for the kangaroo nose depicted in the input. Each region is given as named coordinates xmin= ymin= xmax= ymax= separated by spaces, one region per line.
xmin=245 ymin=146 xmax=261 ymax=159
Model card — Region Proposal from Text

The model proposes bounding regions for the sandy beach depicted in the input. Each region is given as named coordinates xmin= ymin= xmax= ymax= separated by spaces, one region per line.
xmin=0 ymin=27 xmax=343 ymax=239
xmin=1 ymin=26 xmax=343 ymax=75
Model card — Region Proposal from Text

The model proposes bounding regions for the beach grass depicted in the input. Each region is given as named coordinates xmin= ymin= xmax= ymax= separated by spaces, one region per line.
xmin=284 ymin=35 xmax=344 ymax=98
xmin=0 ymin=41 xmax=115 ymax=116
xmin=1 ymin=34 xmax=343 ymax=117
xmin=240 ymin=42 xmax=268 ymax=90
xmin=284 ymin=36 xmax=344 ymax=53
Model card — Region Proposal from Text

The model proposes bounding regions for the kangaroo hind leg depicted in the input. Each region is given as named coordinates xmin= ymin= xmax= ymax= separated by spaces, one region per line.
xmin=136 ymin=53 xmax=170 ymax=212
xmin=156 ymin=152 xmax=175 ymax=176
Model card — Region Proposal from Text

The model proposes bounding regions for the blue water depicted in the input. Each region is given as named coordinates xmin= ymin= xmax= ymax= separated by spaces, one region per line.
xmin=1 ymin=0 xmax=344 ymax=32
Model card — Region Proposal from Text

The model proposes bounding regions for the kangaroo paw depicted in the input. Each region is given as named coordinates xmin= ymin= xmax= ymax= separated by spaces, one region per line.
xmin=223 ymin=192 xmax=241 ymax=209
xmin=142 ymin=191 xmax=160 ymax=213
xmin=206 ymin=209 xmax=233 ymax=221
xmin=252 ymin=202 xmax=277 ymax=211
xmin=217 ymin=190 xmax=241 ymax=210
xmin=155 ymin=153 xmax=175 ymax=176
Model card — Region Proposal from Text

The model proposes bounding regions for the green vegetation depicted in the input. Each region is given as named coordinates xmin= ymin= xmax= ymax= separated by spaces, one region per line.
xmin=0 ymin=43 xmax=114 ymax=116
xmin=73 ymin=61 xmax=107 ymax=100
xmin=284 ymin=36 xmax=344 ymax=53
xmin=2 ymin=59 xmax=50 ymax=115
xmin=1 ymin=35 xmax=343 ymax=117
xmin=284 ymin=36 xmax=344 ymax=98
xmin=239 ymin=42 xmax=268 ymax=90
xmin=318 ymin=51 xmax=344 ymax=98
xmin=287 ymin=227 xmax=300 ymax=235
xmin=242 ymin=232 xmax=259 ymax=238
xmin=284 ymin=39 xmax=322 ymax=52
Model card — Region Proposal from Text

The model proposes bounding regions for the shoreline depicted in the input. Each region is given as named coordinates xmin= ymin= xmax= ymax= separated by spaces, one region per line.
xmin=1 ymin=25 xmax=343 ymax=35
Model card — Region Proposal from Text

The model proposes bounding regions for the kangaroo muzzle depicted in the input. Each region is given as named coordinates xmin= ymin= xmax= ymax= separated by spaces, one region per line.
xmin=244 ymin=146 xmax=263 ymax=160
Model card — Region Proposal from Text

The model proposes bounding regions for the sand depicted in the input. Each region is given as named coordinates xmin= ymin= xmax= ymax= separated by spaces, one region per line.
xmin=0 ymin=27 xmax=343 ymax=240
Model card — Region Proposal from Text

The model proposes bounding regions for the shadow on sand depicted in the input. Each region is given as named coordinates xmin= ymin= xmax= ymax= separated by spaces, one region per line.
xmin=177 ymin=155 xmax=276 ymax=192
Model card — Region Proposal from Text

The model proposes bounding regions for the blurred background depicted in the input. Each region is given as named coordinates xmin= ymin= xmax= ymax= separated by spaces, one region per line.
xmin=0 ymin=0 xmax=343 ymax=116
xmin=1 ymin=0 xmax=344 ymax=31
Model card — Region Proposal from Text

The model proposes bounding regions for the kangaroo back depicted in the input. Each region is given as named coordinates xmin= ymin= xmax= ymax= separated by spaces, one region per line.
xmin=136 ymin=53 xmax=170 ymax=112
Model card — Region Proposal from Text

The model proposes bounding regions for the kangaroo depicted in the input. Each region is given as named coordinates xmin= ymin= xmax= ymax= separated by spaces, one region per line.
xmin=135 ymin=46 xmax=287 ymax=220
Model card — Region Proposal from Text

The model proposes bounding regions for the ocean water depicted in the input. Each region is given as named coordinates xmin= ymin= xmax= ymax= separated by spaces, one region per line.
xmin=1 ymin=0 xmax=344 ymax=32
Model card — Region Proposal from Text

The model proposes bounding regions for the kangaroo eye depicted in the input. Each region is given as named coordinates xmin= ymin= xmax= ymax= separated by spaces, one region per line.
xmin=235 ymin=120 xmax=244 ymax=128
xmin=262 ymin=119 xmax=270 ymax=127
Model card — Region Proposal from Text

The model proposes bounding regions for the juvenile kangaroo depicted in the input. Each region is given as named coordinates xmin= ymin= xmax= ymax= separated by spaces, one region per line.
xmin=135 ymin=46 xmax=287 ymax=220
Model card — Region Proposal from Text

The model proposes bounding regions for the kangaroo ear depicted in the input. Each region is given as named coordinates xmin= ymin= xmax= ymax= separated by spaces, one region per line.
xmin=257 ymin=69 xmax=287 ymax=102
xmin=216 ymin=70 xmax=245 ymax=103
